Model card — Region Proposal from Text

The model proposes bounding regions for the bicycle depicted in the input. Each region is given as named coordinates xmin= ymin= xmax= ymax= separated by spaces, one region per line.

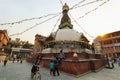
xmin=31 ymin=68 xmax=41 ymax=80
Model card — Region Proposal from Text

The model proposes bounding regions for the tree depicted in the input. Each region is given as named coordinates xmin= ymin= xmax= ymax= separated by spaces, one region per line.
xmin=22 ymin=41 xmax=33 ymax=48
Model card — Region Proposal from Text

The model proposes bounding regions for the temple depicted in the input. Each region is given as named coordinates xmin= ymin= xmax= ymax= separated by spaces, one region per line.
xmin=41 ymin=3 xmax=91 ymax=54
xmin=27 ymin=3 xmax=106 ymax=77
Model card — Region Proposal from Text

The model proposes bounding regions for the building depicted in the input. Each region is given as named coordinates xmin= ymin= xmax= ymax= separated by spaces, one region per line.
xmin=0 ymin=30 xmax=9 ymax=61
xmin=10 ymin=48 xmax=33 ymax=58
xmin=94 ymin=31 xmax=120 ymax=57
xmin=34 ymin=34 xmax=46 ymax=55
xmin=93 ymin=38 xmax=102 ymax=54
xmin=0 ymin=30 xmax=9 ymax=49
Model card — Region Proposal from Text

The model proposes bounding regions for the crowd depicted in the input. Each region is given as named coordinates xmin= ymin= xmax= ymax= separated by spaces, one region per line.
xmin=31 ymin=49 xmax=66 ymax=77
xmin=0 ymin=54 xmax=23 ymax=67
xmin=105 ymin=56 xmax=120 ymax=69
xmin=49 ymin=49 xmax=65 ymax=76
xmin=12 ymin=54 xmax=23 ymax=63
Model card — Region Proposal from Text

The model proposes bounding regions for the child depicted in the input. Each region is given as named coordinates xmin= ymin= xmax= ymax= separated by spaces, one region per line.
xmin=50 ymin=60 xmax=54 ymax=76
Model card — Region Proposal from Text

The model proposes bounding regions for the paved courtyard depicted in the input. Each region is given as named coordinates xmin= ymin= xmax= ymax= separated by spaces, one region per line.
xmin=0 ymin=61 xmax=120 ymax=80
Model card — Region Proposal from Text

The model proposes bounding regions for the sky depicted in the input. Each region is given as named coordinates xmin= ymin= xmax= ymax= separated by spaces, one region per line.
xmin=0 ymin=0 xmax=120 ymax=44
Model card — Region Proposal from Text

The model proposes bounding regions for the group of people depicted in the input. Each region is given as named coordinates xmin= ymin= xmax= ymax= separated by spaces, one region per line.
xmin=106 ymin=56 xmax=120 ymax=69
xmin=50 ymin=49 xmax=65 ymax=76
xmin=13 ymin=54 xmax=23 ymax=63
xmin=31 ymin=49 xmax=66 ymax=77
xmin=31 ymin=49 xmax=120 ymax=78
xmin=50 ymin=57 xmax=60 ymax=76
xmin=2 ymin=54 xmax=23 ymax=66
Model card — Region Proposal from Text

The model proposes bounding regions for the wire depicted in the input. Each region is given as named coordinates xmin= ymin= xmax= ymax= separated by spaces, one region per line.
xmin=58 ymin=0 xmax=63 ymax=6
xmin=69 ymin=13 xmax=95 ymax=39
xmin=2 ymin=0 xmax=110 ymax=38
xmin=70 ymin=0 xmax=86 ymax=10
xmin=51 ymin=14 xmax=62 ymax=33
xmin=9 ymin=13 xmax=62 ymax=36
xmin=71 ymin=0 xmax=103 ymax=10
xmin=0 ymin=13 xmax=58 ymax=26
xmin=0 ymin=0 xmax=107 ymax=26
xmin=49 ymin=15 xmax=62 ymax=39
xmin=69 ymin=0 xmax=110 ymax=40
xmin=77 ymin=0 xmax=110 ymax=19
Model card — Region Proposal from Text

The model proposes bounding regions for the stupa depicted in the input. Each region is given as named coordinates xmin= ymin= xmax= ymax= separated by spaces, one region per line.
xmin=42 ymin=3 xmax=92 ymax=54
xmin=29 ymin=3 xmax=106 ymax=77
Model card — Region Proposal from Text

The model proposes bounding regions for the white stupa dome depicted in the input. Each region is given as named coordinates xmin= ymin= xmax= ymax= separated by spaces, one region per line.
xmin=55 ymin=29 xmax=82 ymax=41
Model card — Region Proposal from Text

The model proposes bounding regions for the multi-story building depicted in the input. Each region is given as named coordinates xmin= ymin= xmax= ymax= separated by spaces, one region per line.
xmin=94 ymin=31 xmax=120 ymax=57
xmin=0 ymin=30 xmax=9 ymax=49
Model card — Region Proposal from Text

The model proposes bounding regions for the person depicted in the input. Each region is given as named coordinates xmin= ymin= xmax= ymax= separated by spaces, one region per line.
xmin=50 ymin=60 xmax=54 ymax=76
xmin=58 ymin=49 xmax=65 ymax=61
xmin=0 ymin=56 xmax=2 ymax=63
xmin=31 ymin=55 xmax=41 ymax=78
xmin=108 ymin=57 xmax=114 ymax=69
xmin=13 ymin=54 xmax=17 ymax=63
xmin=117 ymin=57 xmax=120 ymax=67
xmin=4 ymin=55 xmax=9 ymax=66
xmin=19 ymin=55 xmax=23 ymax=63
xmin=53 ymin=57 xmax=60 ymax=76
xmin=17 ymin=55 xmax=20 ymax=63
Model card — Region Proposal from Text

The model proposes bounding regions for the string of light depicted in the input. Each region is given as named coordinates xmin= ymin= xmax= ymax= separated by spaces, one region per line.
xmin=69 ymin=0 xmax=110 ymax=38
xmin=0 ymin=13 xmax=58 ymax=26
xmin=0 ymin=0 xmax=106 ymax=27
xmin=77 ymin=0 xmax=110 ymax=19
xmin=58 ymin=0 xmax=63 ymax=6
xmin=9 ymin=13 xmax=61 ymax=36
xmin=51 ymin=14 xmax=62 ymax=33
xmin=0 ymin=0 xmax=63 ymax=27
xmin=70 ymin=0 xmax=86 ymax=10
xmin=69 ymin=13 xmax=95 ymax=39
xmin=71 ymin=0 xmax=103 ymax=10
xmin=1 ymin=0 xmax=110 ymax=37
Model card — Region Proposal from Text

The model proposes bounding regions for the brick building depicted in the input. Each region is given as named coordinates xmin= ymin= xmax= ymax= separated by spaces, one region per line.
xmin=94 ymin=31 xmax=120 ymax=57
xmin=0 ymin=30 xmax=9 ymax=49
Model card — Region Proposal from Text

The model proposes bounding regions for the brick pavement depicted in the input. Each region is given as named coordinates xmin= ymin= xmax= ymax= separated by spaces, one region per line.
xmin=0 ymin=61 xmax=120 ymax=80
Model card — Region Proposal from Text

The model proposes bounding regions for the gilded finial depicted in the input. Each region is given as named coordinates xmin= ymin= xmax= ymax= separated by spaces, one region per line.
xmin=62 ymin=3 xmax=69 ymax=12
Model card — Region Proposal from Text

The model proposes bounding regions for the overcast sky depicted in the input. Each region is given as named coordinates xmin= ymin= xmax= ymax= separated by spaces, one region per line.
xmin=0 ymin=0 xmax=120 ymax=44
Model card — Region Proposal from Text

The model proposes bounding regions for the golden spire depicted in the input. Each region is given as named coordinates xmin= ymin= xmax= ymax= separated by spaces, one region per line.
xmin=62 ymin=3 xmax=69 ymax=12
xmin=59 ymin=3 xmax=73 ymax=29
